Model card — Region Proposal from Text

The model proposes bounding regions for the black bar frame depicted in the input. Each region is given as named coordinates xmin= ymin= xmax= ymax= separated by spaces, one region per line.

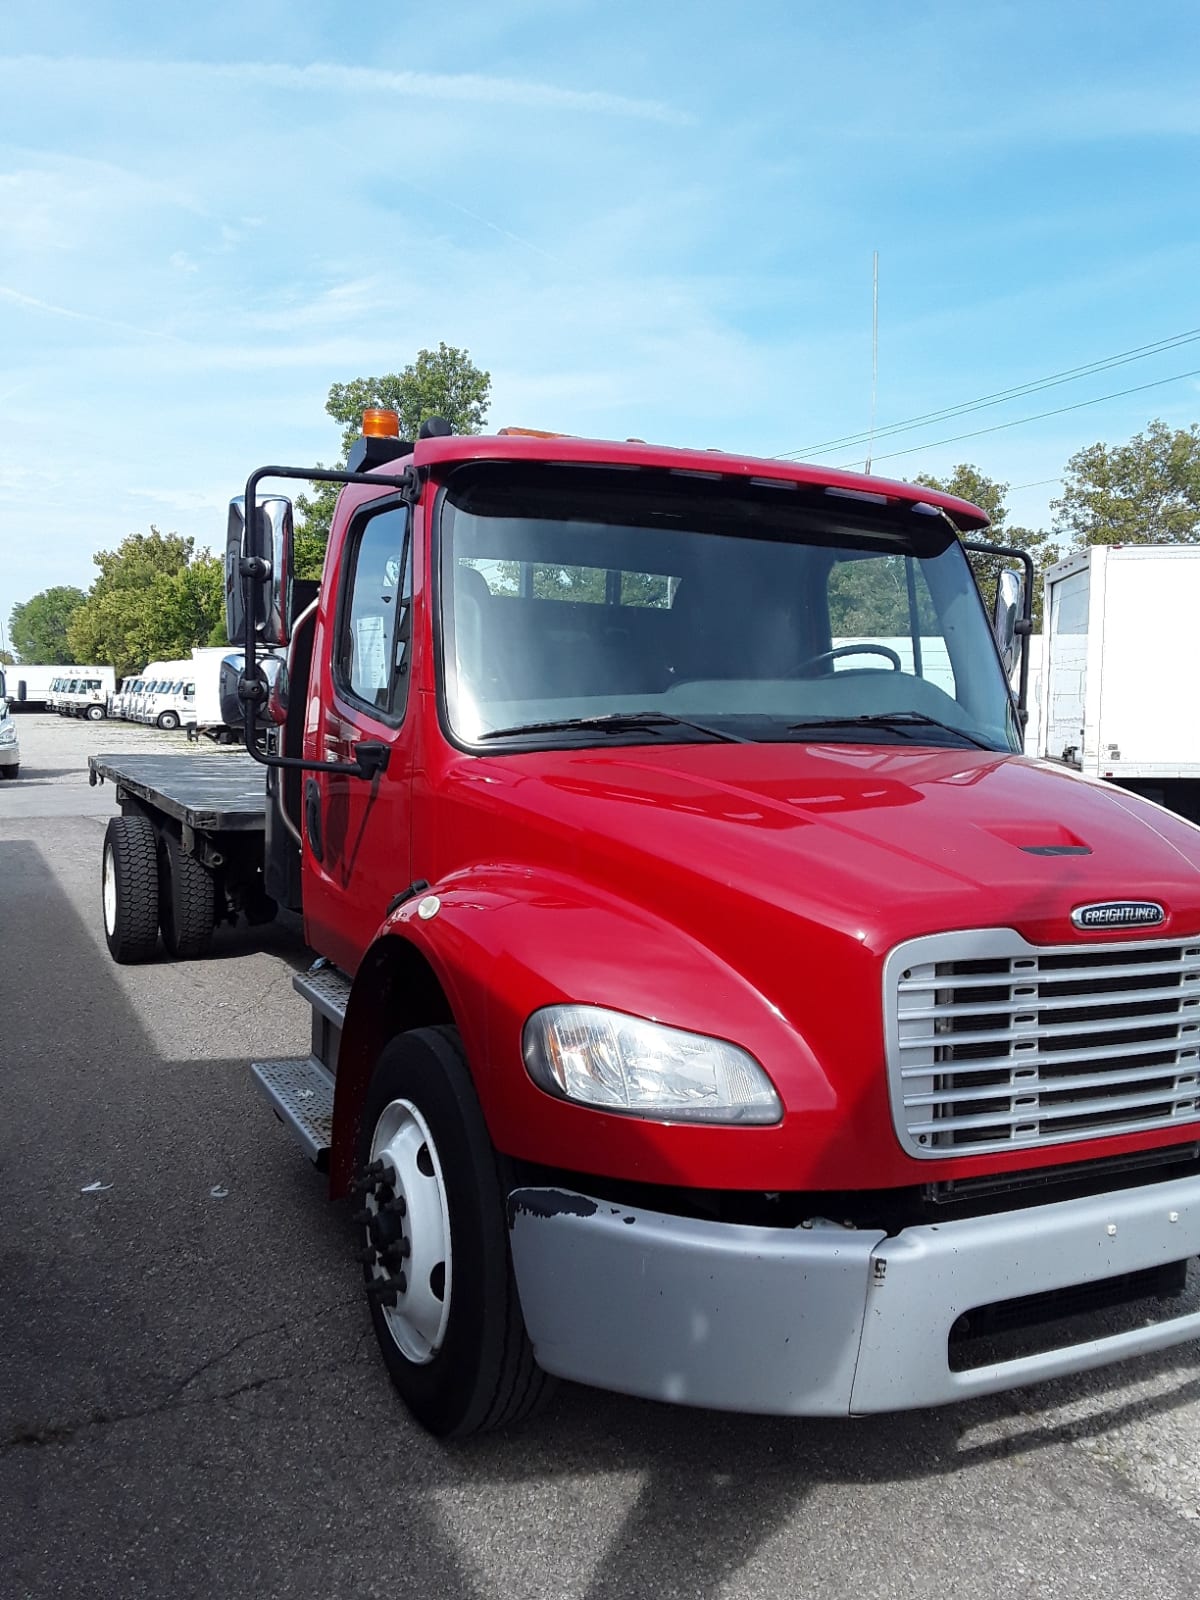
xmin=239 ymin=463 xmax=417 ymax=776
xmin=961 ymin=537 xmax=1035 ymax=717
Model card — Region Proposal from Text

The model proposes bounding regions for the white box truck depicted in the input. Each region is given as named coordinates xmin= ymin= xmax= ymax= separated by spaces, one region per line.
xmin=186 ymin=647 xmax=240 ymax=741
xmin=7 ymin=663 xmax=113 ymax=713
xmin=1039 ymin=544 xmax=1200 ymax=820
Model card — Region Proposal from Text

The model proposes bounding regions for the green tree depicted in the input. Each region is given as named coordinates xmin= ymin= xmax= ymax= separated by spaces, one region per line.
xmin=1051 ymin=419 xmax=1200 ymax=547
xmin=66 ymin=530 xmax=226 ymax=678
xmin=8 ymin=585 xmax=87 ymax=662
xmin=295 ymin=344 xmax=492 ymax=575
xmin=915 ymin=463 xmax=1057 ymax=629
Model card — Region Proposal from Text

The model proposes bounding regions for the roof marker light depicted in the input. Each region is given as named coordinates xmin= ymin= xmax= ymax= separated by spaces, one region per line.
xmin=362 ymin=409 xmax=400 ymax=438
xmin=825 ymin=486 xmax=890 ymax=505
xmin=498 ymin=426 xmax=567 ymax=438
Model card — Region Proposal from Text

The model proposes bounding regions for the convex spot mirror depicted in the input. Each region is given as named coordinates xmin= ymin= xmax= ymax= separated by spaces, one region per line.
xmin=992 ymin=567 xmax=1024 ymax=680
xmin=219 ymin=652 xmax=282 ymax=730
xmin=225 ymin=495 xmax=294 ymax=649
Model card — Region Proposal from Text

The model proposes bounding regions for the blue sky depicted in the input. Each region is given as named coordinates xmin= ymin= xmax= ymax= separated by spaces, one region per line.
xmin=3 ymin=0 xmax=1199 ymax=647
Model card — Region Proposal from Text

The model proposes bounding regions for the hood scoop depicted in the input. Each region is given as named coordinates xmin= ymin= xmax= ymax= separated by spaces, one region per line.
xmin=979 ymin=819 xmax=1093 ymax=857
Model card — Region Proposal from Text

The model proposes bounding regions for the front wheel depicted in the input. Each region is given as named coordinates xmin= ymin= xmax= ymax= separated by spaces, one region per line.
xmin=157 ymin=710 xmax=180 ymax=730
xmin=355 ymin=1026 xmax=553 ymax=1437
xmin=86 ymin=703 xmax=106 ymax=721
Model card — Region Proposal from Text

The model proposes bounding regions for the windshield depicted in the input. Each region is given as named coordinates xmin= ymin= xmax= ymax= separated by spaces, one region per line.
xmin=438 ymin=464 xmax=1021 ymax=752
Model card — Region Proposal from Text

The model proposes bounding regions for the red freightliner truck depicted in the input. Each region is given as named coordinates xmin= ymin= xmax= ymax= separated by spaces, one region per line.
xmin=89 ymin=413 xmax=1200 ymax=1436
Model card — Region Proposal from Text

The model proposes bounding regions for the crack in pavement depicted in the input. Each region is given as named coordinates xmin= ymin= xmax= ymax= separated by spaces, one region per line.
xmin=2 ymin=1295 xmax=361 ymax=1456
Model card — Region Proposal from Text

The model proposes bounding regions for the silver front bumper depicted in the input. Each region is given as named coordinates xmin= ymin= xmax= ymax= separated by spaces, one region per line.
xmin=507 ymin=1173 xmax=1200 ymax=1416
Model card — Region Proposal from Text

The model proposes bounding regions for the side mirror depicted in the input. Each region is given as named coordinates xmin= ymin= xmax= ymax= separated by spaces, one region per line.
xmin=225 ymin=495 xmax=294 ymax=648
xmin=992 ymin=567 xmax=1023 ymax=679
xmin=218 ymin=652 xmax=283 ymax=730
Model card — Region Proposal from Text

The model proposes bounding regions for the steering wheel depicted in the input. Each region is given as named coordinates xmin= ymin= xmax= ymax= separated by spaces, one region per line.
xmin=791 ymin=643 xmax=903 ymax=676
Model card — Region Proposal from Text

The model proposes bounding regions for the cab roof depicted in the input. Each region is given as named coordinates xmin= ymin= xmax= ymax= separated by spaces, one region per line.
xmin=400 ymin=430 xmax=992 ymax=532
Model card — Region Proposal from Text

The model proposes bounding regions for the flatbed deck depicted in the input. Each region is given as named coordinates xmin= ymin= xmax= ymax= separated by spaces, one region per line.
xmin=88 ymin=751 xmax=266 ymax=833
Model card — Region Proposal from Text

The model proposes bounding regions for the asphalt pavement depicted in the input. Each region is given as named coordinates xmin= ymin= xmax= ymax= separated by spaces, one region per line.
xmin=1 ymin=714 xmax=1199 ymax=1600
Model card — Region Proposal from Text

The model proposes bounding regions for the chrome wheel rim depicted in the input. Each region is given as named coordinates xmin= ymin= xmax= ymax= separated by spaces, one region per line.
xmin=102 ymin=843 xmax=117 ymax=935
xmin=365 ymin=1099 xmax=452 ymax=1363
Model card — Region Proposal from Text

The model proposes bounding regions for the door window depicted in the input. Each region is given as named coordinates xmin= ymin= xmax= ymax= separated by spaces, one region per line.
xmin=334 ymin=501 xmax=413 ymax=720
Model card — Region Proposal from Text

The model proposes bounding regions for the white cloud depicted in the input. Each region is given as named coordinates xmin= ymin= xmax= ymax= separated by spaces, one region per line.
xmin=0 ymin=53 xmax=691 ymax=125
xmin=126 ymin=486 xmax=228 ymax=514
xmin=0 ymin=283 xmax=174 ymax=339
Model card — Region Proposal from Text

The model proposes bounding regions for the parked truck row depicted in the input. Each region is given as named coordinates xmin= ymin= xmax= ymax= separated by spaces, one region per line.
xmin=19 ymin=649 xmax=250 ymax=739
xmin=86 ymin=415 xmax=1200 ymax=1437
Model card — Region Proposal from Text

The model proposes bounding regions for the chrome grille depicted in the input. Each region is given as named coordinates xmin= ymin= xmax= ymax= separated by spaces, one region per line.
xmin=884 ymin=930 xmax=1200 ymax=1158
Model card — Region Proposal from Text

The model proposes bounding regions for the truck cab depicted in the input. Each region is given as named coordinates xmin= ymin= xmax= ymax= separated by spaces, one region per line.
xmin=73 ymin=677 xmax=109 ymax=720
xmin=97 ymin=417 xmax=1200 ymax=1437
xmin=144 ymin=676 xmax=193 ymax=730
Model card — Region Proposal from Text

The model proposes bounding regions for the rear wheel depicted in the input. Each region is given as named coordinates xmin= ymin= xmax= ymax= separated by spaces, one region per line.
xmin=102 ymin=815 xmax=160 ymax=963
xmin=355 ymin=1026 xmax=553 ymax=1437
xmin=158 ymin=831 xmax=215 ymax=959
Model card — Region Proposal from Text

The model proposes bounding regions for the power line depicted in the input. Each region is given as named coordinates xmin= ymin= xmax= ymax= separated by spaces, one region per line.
xmin=780 ymin=326 xmax=1200 ymax=460
xmin=839 ymin=365 xmax=1200 ymax=470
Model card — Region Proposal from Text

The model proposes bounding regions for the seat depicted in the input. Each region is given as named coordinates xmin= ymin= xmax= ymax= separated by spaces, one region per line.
xmin=453 ymin=564 xmax=494 ymax=690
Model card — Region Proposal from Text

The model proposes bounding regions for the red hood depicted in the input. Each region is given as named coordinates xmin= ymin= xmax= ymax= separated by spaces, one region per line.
xmin=431 ymin=741 xmax=1200 ymax=1190
xmin=472 ymin=743 xmax=1200 ymax=953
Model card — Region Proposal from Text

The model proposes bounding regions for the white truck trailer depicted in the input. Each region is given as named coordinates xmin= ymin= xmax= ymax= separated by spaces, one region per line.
xmin=1038 ymin=544 xmax=1200 ymax=820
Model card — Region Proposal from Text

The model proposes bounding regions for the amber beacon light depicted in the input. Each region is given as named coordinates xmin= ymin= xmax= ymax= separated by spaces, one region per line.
xmin=362 ymin=408 xmax=401 ymax=438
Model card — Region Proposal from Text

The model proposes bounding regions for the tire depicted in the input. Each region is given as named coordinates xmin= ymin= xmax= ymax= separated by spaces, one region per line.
xmin=86 ymin=704 xmax=106 ymax=722
xmin=158 ymin=831 xmax=215 ymax=959
xmin=0 ymin=766 xmax=18 ymax=780
xmin=157 ymin=711 xmax=181 ymax=731
xmin=355 ymin=1026 xmax=554 ymax=1437
xmin=102 ymin=815 xmax=160 ymax=963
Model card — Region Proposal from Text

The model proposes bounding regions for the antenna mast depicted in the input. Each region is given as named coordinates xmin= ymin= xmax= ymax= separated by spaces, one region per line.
xmin=865 ymin=250 xmax=879 ymax=474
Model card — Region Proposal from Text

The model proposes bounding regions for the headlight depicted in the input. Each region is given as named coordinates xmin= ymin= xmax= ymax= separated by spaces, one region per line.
xmin=0 ymin=724 xmax=16 ymax=744
xmin=523 ymin=1005 xmax=782 ymax=1124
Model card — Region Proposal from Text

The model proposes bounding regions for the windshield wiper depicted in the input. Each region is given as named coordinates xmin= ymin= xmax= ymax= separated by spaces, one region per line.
xmin=476 ymin=712 xmax=752 ymax=744
xmin=785 ymin=712 xmax=998 ymax=751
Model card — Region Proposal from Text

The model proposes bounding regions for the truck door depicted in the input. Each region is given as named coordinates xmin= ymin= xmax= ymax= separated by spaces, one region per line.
xmin=302 ymin=495 xmax=415 ymax=974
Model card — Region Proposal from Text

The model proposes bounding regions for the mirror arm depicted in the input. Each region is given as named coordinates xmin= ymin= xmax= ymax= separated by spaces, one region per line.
xmin=241 ymin=461 xmax=418 ymax=777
